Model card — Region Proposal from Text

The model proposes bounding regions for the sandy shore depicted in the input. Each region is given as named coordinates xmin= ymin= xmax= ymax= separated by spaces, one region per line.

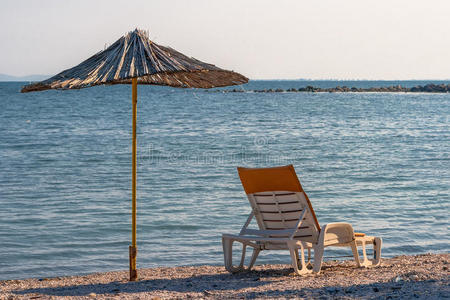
xmin=1 ymin=253 xmax=448 ymax=299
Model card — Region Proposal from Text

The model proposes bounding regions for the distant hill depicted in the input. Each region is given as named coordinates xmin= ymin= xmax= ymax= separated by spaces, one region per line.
xmin=0 ymin=73 xmax=49 ymax=82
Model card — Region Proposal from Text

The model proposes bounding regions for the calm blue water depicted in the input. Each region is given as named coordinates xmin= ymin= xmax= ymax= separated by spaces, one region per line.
xmin=0 ymin=80 xmax=449 ymax=280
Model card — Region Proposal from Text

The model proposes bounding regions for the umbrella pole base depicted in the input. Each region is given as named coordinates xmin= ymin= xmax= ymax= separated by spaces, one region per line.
xmin=129 ymin=245 xmax=138 ymax=281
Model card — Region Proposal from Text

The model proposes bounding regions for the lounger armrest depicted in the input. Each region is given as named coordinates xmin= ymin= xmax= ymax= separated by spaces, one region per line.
xmin=318 ymin=222 xmax=355 ymax=246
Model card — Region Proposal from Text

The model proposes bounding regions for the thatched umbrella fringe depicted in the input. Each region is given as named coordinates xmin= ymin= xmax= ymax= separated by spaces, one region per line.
xmin=22 ymin=29 xmax=247 ymax=93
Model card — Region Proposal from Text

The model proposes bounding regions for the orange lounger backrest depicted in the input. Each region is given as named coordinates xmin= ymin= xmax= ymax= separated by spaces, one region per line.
xmin=237 ymin=164 xmax=321 ymax=231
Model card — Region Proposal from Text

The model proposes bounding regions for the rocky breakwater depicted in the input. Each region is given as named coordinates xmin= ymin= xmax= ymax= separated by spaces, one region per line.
xmin=221 ymin=83 xmax=450 ymax=93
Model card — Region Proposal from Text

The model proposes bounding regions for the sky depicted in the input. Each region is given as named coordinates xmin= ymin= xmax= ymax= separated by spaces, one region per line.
xmin=1 ymin=0 xmax=449 ymax=80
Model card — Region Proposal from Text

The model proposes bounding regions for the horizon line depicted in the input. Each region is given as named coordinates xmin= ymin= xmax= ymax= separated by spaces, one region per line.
xmin=1 ymin=73 xmax=450 ymax=82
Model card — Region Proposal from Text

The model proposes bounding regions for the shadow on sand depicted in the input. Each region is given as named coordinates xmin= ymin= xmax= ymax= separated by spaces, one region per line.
xmin=13 ymin=267 xmax=447 ymax=299
xmin=13 ymin=269 xmax=286 ymax=297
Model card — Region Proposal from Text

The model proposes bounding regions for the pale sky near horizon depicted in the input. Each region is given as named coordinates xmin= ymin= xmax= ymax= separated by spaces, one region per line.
xmin=1 ymin=0 xmax=449 ymax=80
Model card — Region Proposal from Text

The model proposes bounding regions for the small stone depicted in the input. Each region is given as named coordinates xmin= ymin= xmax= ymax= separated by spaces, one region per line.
xmin=394 ymin=276 xmax=402 ymax=282
xmin=88 ymin=293 xmax=96 ymax=298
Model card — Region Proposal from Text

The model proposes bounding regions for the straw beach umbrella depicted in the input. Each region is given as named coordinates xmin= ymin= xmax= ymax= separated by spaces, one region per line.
xmin=21 ymin=29 xmax=248 ymax=281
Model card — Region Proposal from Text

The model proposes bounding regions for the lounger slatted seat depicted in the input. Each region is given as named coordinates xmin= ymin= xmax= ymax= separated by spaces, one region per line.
xmin=222 ymin=165 xmax=382 ymax=275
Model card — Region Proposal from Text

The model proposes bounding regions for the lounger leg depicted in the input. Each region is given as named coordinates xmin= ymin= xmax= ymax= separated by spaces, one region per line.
xmin=299 ymin=244 xmax=308 ymax=272
xmin=313 ymin=244 xmax=325 ymax=274
xmin=248 ymin=248 xmax=261 ymax=271
xmin=372 ymin=237 xmax=382 ymax=266
xmin=353 ymin=237 xmax=382 ymax=268
xmin=239 ymin=244 xmax=247 ymax=269
xmin=288 ymin=241 xmax=300 ymax=274
xmin=222 ymin=236 xmax=233 ymax=272
xmin=351 ymin=240 xmax=362 ymax=268
xmin=288 ymin=241 xmax=312 ymax=275
xmin=222 ymin=237 xmax=261 ymax=273
xmin=306 ymin=248 xmax=312 ymax=268
xmin=294 ymin=249 xmax=300 ymax=265
xmin=361 ymin=240 xmax=370 ymax=266
xmin=222 ymin=237 xmax=243 ymax=273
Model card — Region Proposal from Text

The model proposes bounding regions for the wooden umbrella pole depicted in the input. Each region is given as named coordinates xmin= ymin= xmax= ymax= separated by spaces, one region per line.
xmin=129 ymin=78 xmax=138 ymax=281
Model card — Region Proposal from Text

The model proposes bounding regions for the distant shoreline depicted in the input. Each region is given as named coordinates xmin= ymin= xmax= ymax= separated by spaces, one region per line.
xmin=1 ymin=253 xmax=448 ymax=299
xmin=2 ymin=80 xmax=450 ymax=94
xmin=218 ymin=83 xmax=450 ymax=93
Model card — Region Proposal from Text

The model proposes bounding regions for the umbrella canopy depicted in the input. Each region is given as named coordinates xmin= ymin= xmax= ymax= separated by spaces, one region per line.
xmin=21 ymin=29 xmax=248 ymax=281
xmin=21 ymin=29 xmax=247 ymax=92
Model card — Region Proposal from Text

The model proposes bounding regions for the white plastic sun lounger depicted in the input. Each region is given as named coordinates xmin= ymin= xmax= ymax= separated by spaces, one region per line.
xmin=222 ymin=165 xmax=382 ymax=275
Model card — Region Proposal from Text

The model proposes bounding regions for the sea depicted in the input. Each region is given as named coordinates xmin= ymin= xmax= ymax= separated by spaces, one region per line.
xmin=0 ymin=80 xmax=449 ymax=280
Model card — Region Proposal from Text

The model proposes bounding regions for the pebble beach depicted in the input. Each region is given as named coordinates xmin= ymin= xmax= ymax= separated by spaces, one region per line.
xmin=1 ymin=253 xmax=448 ymax=299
